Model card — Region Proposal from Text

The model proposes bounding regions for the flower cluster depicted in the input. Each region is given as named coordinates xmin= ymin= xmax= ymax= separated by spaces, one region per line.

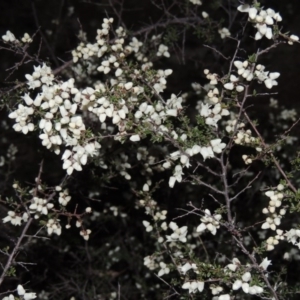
xmin=266 ymin=229 xmax=284 ymax=251
xmin=8 ymin=104 xmax=34 ymax=134
xmin=2 ymin=211 xmax=28 ymax=226
xmin=79 ymin=229 xmax=92 ymax=241
xmin=262 ymin=185 xmax=286 ymax=230
xmin=29 ymin=197 xmax=54 ymax=218
xmin=2 ymin=30 xmax=32 ymax=44
xmin=285 ymin=229 xmax=300 ymax=249
xmin=196 ymin=209 xmax=222 ymax=235
xmin=2 ymin=2 xmax=300 ymax=299
xmin=8 ymin=17 xmax=182 ymax=179
xmin=8 ymin=64 xmax=103 ymax=175
xmin=167 ymin=138 xmax=226 ymax=187
xmin=233 ymin=60 xmax=254 ymax=81
xmin=144 ymin=255 xmax=157 ymax=271
xmin=238 ymin=4 xmax=299 ymax=44
xmin=3 ymin=285 xmax=36 ymax=300
xmin=224 ymin=74 xmax=245 ymax=92
xmin=260 ymin=184 xmax=288 ymax=251
xmin=232 ymin=272 xmax=263 ymax=295
xmin=180 ymin=262 xmax=198 ymax=275
xmin=255 ymin=64 xmax=280 ymax=89
xmin=182 ymin=281 xmax=204 ymax=294
xmin=46 ymin=218 xmax=62 ymax=236
xmin=224 ymin=60 xmax=280 ymax=91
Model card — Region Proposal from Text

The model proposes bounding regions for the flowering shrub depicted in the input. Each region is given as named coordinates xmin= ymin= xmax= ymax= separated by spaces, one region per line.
xmin=1 ymin=0 xmax=300 ymax=299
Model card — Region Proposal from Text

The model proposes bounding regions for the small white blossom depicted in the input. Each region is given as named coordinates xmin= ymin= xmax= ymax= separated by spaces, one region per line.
xmin=142 ymin=220 xmax=153 ymax=232
xmin=157 ymin=262 xmax=170 ymax=276
xmin=3 ymin=211 xmax=22 ymax=226
xmin=80 ymin=229 xmax=92 ymax=240
xmin=218 ymin=28 xmax=230 ymax=39
xmin=130 ymin=134 xmax=140 ymax=142
xmin=157 ymin=44 xmax=170 ymax=57
xmin=166 ymin=221 xmax=188 ymax=243
xmin=199 ymin=146 xmax=214 ymax=161
xmin=259 ymin=257 xmax=272 ymax=270
xmin=196 ymin=209 xmax=222 ymax=235
xmin=169 ymin=165 xmax=183 ymax=188
xmin=180 ymin=262 xmax=198 ymax=275
xmin=182 ymin=281 xmax=204 ymax=293
xmin=2 ymin=30 xmax=17 ymax=42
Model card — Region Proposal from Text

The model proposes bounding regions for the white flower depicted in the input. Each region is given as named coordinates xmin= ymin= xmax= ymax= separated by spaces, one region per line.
xmin=180 ymin=262 xmax=198 ymax=275
xmin=15 ymin=285 xmax=37 ymax=300
xmin=169 ymin=165 xmax=183 ymax=188
xmin=21 ymin=33 xmax=33 ymax=43
xmin=59 ymin=190 xmax=71 ymax=206
xmin=46 ymin=219 xmax=62 ymax=236
xmin=124 ymin=82 xmax=133 ymax=90
xmin=232 ymin=272 xmax=257 ymax=294
xmin=192 ymin=145 xmax=201 ymax=155
xmin=158 ymin=262 xmax=170 ymax=276
xmin=115 ymin=68 xmax=123 ymax=77
xmin=289 ymin=34 xmax=299 ymax=45
xmin=3 ymin=211 xmax=22 ymax=226
xmin=85 ymin=207 xmax=92 ymax=213
xmin=166 ymin=109 xmax=178 ymax=117
xmin=2 ymin=30 xmax=17 ymax=42
xmin=248 ymin=7 xmax=258 ymax=19
xmin=224 ymin=82 xmax=234 ymax=90
xmin=232 ymin=280 xmax=242 ymax=290
xmin=199 ymin=146 xmax=214 ymax=160
xmin=210 ymin=285 xmax=223 ymax=295
xmin=142 ymin=220 xmax=153 ymax=232
xmin=248 ymin=285 xmax=263 ymax=294
xmin=196 ymin=209 xmax=222 ymax=235
xmin=182 ymin=281 xmax=204 ymax=293
xmin=24 ymin=293 xmax=37 ymax=300
xmin=17 ymin=285 xmax=26 ymax=296
xmin=264 ymin=72 xmax=280 ymax=89
xmin=166 ymin=221 xmax=188 ymax=243
xmin=157 ymin=44 xmax=170 ymax=57
xmin=273 ymin=13 xmax=282 ymax=22
xmin=199 ymin=103 xmax=211 ymax=117
xmin=22 ymin=93 xmax=34 ymax=105
xmin=237 ymin=4 xmax=250 ymax=13
xmin=242 ymin=272 xmax=251 ymax=282
xmin=259 ymin=257 xmax=272 ymax=270
xmin=202 ymin=11 xmax=209 ymax=18
xmin=285 ymin=229 xmax=300 ymax=246
xmin=210 ymin=139 xmax=226 ymax=153
xmin=130 ymin=134 xmax=140 ymax=142
xmin=29 ymin=197 xmax=54 ymax=215
xmin=129 ymin=37 xmax=142 ymax=52
xmin=180 ymin=154 xmax=190 ymax=167
xmin=225 ymin=258 xmax=240 ymax=272
xmin=236 ymin=85 xmax=244 ymax=92
xmin=80 ymin=229 xmax=92 ymax=240
xmin=218 ymin=28 xmax=230 ymax=39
